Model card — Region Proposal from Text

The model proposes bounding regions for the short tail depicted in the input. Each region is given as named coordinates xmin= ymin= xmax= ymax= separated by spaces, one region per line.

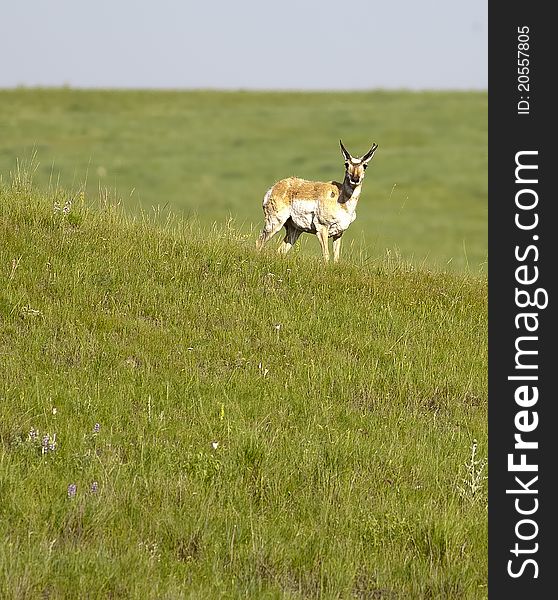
xmin=262 ymin=188 xmax=272 ymax=208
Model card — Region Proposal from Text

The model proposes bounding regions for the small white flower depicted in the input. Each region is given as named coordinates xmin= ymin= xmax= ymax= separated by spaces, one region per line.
xmin=211 ymin=441 xmax=219 ymax=450
xmin=21 ymin=306 xmax=42 ymax=318
xmin=52 ymin=407 xmax=57 ymax=415
xmin=258 ymin=361 xmax=269 ymax=377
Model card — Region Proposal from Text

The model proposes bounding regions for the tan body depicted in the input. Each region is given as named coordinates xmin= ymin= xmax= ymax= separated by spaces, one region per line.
xmin=256 ymin=140 xmax=378 ymax=262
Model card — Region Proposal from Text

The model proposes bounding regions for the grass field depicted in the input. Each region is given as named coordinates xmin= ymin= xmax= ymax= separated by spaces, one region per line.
xmin=0 ymin=165 xmax=487 ymax=598
xmin=0 ymin=89 xmax=487 ymax=271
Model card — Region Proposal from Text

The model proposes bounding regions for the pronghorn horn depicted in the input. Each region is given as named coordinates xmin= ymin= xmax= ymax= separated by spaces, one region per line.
xmin=339 ymin=139 xmax=352 ymax=161
xmin=360 ymin=143 xmax=378 ymax=163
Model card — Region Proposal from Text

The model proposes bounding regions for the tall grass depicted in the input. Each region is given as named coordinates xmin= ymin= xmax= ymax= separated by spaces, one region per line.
xmin=0 ymin=171 xmax=487 ymax=598
xmin=0 ymin=89 xmax=487 ymax=271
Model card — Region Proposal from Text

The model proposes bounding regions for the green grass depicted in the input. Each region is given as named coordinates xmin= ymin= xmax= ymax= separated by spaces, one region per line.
xmin=0 ymin=171 xmax=487 ymax=598
xmin=0 ymin=89 xmax=487 ymax=271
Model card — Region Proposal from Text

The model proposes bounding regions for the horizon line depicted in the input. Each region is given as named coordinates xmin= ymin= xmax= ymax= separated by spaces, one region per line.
xmin=0 ymin=84 xmax=488 ymax=93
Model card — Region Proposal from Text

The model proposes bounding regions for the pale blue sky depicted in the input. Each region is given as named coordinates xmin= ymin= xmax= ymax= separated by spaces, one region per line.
xmin=1 ymin=0 xmax=487 ymax=89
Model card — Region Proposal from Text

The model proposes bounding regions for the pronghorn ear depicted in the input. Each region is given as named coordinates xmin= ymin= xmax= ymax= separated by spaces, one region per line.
xmin=360 ymin=143 xmax=378 ymax=164
xmin=339 ymin=139 xmax=352 ymax=162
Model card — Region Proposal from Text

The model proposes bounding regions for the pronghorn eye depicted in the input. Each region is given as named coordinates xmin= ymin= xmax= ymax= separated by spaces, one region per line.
xmin=363 ymin=164 xmax=368 ymax=170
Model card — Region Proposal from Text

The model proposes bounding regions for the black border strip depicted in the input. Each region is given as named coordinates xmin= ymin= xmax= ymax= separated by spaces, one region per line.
xmin=489 ymin=3 xmax=555 ymax=596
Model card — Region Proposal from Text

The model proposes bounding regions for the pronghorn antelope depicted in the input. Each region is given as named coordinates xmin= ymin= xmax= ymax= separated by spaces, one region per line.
xmin=256 ymin=140 xmax=378 ymax=262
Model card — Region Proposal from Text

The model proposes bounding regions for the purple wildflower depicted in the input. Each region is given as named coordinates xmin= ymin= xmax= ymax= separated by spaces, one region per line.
xmin=93 ymin=423 xmax=100 ymax=434
xmin=67 ymin=484 xmax=77 ymax=499
xmin=91 ymin=481 xmax=98 ymax=494
xmin=29 ymin=427 xmax=38 ymax=441
xmin=42 ymin=434 xmax=50 ymax=454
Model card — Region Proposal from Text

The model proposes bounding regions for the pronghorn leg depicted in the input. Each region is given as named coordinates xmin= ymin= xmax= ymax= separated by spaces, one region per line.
xmin=332 ymin=233 xmax=342 ymax=263
xmin=278 ymin=220 xmax=302 ymax=255
xmin=256 ymin=210 xmax=290 ymax=251
xmin=315 ymin=226 xmax=330 ymax=262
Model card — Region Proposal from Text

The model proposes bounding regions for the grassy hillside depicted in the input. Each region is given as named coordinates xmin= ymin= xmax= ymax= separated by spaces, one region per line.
xmin=0 ymin=89 xmax=487 ymax=271
xmin=0 ymin=172 xmax=487 ymax=598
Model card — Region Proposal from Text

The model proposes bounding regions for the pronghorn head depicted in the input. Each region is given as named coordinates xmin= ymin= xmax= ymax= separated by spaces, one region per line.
xmin=340 ymin=140 xmax=378 ymax=187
